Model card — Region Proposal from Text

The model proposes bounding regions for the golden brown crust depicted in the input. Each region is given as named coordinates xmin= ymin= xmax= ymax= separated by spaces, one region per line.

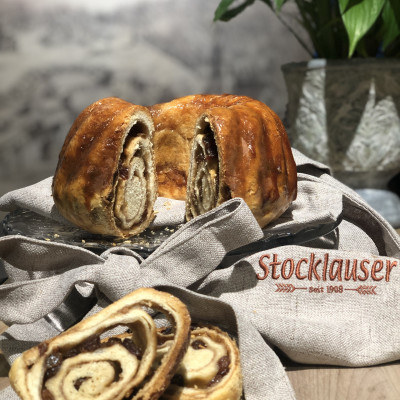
xmin=178 ymin=95 xmax=297 ymax=228
xmin=148 ymin=94 xmax=257 ymax=200
xmin=9 ymin=288 xmax=191 ymax=400
xmin=53 ymin=94 xmax=296 ymax=235
xmin=52 ymin=97 xmax=157 ymax=237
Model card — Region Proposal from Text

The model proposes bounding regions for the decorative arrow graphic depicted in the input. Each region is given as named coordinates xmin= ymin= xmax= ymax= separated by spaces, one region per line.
xmin=275 ymin=284 xmax=307 ymax=293
xmin=345 ymin=285 xmax=377 ymax=295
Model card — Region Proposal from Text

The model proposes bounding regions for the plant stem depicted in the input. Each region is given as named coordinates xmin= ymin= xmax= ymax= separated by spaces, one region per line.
xmin=275 ymin=12 xmax=314 ymax=57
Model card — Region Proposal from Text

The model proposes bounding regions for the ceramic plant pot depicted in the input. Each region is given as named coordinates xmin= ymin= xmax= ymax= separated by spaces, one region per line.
xmin=282 ymin=58 xmax=400 ymax=225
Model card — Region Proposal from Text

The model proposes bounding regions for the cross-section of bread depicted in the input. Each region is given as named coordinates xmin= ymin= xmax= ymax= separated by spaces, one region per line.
xmin=148 ymin=95 xmax=217 ymax=200
xmin=52 ymin=97 xmax=157 ymax=237
xmin=149 ymin=94 xmax=297 ymax=227
xmin=157 ymin=324 xmax=242 ymax=400
xmin=184 ymin=97 xmax=297 ymax=228
xmin=9 ymin=288 xmax=191 ymax=400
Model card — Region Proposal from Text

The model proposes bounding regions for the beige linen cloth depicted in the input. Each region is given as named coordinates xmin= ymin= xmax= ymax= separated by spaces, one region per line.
xmin=1 ymin=149 xmax=400 ymax=399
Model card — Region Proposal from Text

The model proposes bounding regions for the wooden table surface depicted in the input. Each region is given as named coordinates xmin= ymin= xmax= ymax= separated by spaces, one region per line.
xmin=286 ymin=360 xmax=400 ymax=399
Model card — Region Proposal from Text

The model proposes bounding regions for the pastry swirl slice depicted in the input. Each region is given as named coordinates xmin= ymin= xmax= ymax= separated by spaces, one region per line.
xmin=9 ymin=288 xmax=191 ymax=400
xmin=157 ymin=324 xmax=242 ymax=400
xmin=186 ymin=101 xmax=297 ymax=228
xmin=52 ymin=97 xmax=157 ymax=238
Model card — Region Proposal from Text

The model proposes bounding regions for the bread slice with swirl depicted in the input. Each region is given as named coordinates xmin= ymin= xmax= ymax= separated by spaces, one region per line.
xmin=9 ymin=288 xmax=191 ymax=400
xmin=52 ymin=97 xmax=157 ymax=238
xmin=157 ymin=324 xmax=242 ymax=400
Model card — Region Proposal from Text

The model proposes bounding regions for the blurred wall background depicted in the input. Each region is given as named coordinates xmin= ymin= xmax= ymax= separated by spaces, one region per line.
xmin=0 ymin=0 xmax=308 ymax=198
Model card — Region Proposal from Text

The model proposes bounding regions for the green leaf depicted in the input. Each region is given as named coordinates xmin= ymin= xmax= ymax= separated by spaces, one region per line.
xmin=339 ymin=0 xmax=386 ymax=57
xmin=340 ymin=0 xmax=364 ymax=14
xmin=274 ymin=0 xmax=287 ymax=12
xmin=214 ymin=0 xmax=236 ymax=21
xmin=382 ymin=1 xmax=400 ymax=49
xmin=389 ymin=0 xmax=400 ymax=28
xmin=213 ymin=0 xmax=256 ymax=22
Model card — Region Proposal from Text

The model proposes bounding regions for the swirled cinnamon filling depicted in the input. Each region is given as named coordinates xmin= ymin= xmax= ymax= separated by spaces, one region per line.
xmin=10 ymin=288 xmax=192 ymax=400
xmin=114 ymin=121 xmax=152 ymax=230
xmin=41 ymin=333 xmax=142 ymax=399
xmin=156 ymin=325 xmax=233 ymax=395
xmin=188 ymin=120 xmax=220 ymax=218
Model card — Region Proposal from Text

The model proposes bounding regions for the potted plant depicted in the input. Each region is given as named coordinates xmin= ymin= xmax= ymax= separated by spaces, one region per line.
xmin=214 ymin=0 xmax=400 ymax=225
xmin=214 ymin=0 xmax=400 ymax=59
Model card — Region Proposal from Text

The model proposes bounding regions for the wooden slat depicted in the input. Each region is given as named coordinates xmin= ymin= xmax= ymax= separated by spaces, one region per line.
xmin=287 ymin=363 xmax=400 ymax=400
xmin=0 ymin=322 xmax=9 ymax=391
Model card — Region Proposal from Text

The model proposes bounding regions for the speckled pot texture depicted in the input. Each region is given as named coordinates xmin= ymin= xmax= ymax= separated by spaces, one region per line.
xmin=282 ymin=59 xmax=400 ymax=189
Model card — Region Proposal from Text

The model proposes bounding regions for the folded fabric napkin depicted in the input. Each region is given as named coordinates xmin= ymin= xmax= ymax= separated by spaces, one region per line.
xmin=1 ymin=149 xmax=400 ymax=400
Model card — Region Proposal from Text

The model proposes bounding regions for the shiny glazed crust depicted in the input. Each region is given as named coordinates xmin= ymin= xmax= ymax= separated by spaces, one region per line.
xmin=178 ymin=95 xmax=297 ymax=227
xmin=52 ymin=97 xmax=157 ymax=238
xmin=149 ymin=95 xmax=297 ymax=215
xmin=53 ymin=94 xmax=296 ymax=235
xmin=149 ymin=94 xmax=277 ymax=200
xmin=148 ymin=95 xmax=221 ymax=200
xmin=9 ymin=288 xmax=191 ymax=400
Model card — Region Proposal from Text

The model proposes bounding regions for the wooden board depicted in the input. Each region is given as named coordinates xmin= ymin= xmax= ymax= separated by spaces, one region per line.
xmin=0 ymin=321 xmax=9 ymax=392
xmin=287 ymin=363 xmax=400 ymax=399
